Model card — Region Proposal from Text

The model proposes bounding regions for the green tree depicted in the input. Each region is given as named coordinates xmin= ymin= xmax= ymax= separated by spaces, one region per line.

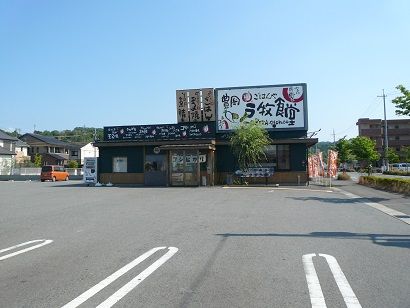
xmin=34 ymin=127 xmax=103 ymax=143
xmin=401 ymin=146 xmax=410 ymax=163
xmin=350 ymin=136 xmax=380 ymax=167
xmin=230 ymin=120 xmax=272 ymax=171
xmin=387 ymin=148 xmax=400 ymax=163
xmin=0 ymin=129 xmax=20 ymax=138
xmin=392 ymin=85 xmax=410 ymax=116
xmin=67 ymin=160 xmax=79 ymax=168
xmin=335 ymin=138 xmax=352 ymax=165
xmin=34 ymin=154 xmax=42 ymax=167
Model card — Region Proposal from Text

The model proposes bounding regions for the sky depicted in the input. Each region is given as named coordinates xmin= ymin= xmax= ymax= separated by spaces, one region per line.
xmin=1 ymin=0 xmax=409 ymax=142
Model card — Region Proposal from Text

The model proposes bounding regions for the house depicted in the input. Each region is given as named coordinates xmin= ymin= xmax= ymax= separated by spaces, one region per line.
xmin=0 ymin=147 xmax=16 ymax=175
xmin=14 ymin=139 xmax=30 ymax=164
xmin=0 ymin=131 xmax=18 ymax=153
xmin=80 ymin=142 xmax=99 ymax=165
xmin=0 ymin=131 xmax=18 ymax=175
xmin=20 ymin=133 xmax=81 ymax=166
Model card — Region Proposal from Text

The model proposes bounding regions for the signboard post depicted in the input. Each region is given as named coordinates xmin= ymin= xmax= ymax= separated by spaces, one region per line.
xmin=83 ymin=157 xmax=98 ymax=185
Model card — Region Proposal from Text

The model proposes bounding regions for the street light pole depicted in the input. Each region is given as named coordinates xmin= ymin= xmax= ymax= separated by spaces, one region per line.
xmin=378 ymin=89 xmax=389 ymax=171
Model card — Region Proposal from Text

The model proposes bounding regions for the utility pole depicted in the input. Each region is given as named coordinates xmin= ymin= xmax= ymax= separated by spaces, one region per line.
xmin=377 ymin=89 xmax=389 ymax=171
xmin=332 ymin=129 xmax=336 ymax=147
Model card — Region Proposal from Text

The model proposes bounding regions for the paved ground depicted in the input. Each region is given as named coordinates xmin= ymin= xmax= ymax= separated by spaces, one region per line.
xmin=0 ymin=180 xmax=409 ymax=307
xmin=327 ymin=173 xmax=410 ymax=217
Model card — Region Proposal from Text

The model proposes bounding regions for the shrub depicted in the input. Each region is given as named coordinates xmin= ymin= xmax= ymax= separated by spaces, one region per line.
xmin=67 ymin=160 xmax=79 ymax=168
xmin=359 ymin=176 xmax=410 ymax=195
xmin=337 ymin=173 xmax=351 ymax=180
xmin=383 ymin=170 xmax=410 ymax=176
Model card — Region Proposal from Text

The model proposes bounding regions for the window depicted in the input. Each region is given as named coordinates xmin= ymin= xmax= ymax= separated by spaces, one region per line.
xmin=262 ymin=145 xmax=277 ymax=168
xmin=260 ymin=145 xmax=290 ymax=170
xmin=395 ymin=125 xmax=399 ymax=129
xmin=395 ymin=136 xmax=400 ymax=140
xmin=113 ymin=157 xmax=127 ymax=172
xmin=277 ymin=145 xmax=290 ymax=170
xmin=71 ymin=150 xmax=78 ymax=156
xmin=55 ymin=147 xmax=61 ymax=153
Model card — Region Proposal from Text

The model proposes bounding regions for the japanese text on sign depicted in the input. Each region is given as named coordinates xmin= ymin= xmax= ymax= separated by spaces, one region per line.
xmin=176 ymin=88 xmax=215 ymax=123
xmin=216 ymin=84 xmax=307 ymax=131
xmin=104 ymin=122 xmax=214 ymax=141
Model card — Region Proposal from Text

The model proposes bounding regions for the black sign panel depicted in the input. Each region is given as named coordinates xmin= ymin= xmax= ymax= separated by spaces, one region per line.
xmin=104 ymin=122 xmax=215 ymax=141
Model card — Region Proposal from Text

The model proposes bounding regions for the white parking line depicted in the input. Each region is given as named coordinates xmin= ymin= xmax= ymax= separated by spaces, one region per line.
xmin=97 ymin=247 xmax=178 ymax=308
xmin=319 ymin=254 xmax=361 ymax=308
xmin=302 ymin=254 xmax=326 ymax=308
xmin=0 ymin=239 xmax=53 ymax=261
xmin=336 ymin=189 xmax=410 ymax=225
xmin=62 ymin=246 xmax=178 ymax=308
xmin=303 ymin=254 xmax=362 ymax=308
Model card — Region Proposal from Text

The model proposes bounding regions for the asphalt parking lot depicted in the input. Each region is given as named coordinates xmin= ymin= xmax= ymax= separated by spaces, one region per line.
xmin=1 ymin=180 xmax=409 ymax=307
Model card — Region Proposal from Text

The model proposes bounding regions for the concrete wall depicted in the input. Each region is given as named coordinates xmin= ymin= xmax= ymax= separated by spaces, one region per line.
xmin=0 ymin=175 xmax=83 ymax=181
xmin=99 ymin=173 xmax=144 ymax=184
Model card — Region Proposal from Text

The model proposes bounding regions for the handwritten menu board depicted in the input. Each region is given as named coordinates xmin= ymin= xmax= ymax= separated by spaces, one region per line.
xmin=104 ymin=122 xmax=215 ymax=141
xmin=176 ymin=90 xmax=189 ymax=123
xmin=188 ymin=89 xmax=201 ymax=122
xmin=176 ymin=88 xmax=215 ymax=123
xmin=201 ymin=88 xmax=215 ymax=121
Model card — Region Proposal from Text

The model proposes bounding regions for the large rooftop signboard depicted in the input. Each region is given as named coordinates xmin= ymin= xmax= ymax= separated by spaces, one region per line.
xmin=215 ymin=83 xmax=307 ymax=132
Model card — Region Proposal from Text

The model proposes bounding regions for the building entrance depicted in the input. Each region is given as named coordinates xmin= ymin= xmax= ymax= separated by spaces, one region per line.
xmin=144 ymin=154 xmax=167 ymax=186
xmin=170 ymin=150 xmax=199 ymax=186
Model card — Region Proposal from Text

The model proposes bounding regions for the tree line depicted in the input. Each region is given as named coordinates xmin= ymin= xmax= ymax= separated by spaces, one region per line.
xmin=0 ymin=127 xmax=104 ymax=144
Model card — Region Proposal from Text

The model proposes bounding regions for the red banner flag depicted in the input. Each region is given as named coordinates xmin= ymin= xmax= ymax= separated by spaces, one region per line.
xmin=327 ymin=150 xmax=338 ymax=177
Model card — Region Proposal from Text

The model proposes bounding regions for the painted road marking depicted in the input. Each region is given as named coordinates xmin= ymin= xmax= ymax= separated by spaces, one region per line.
xmin=223 ymin=186 xmax=333 ymax=193
xmin=62 ymin=246 xmax=178 ymax=308
xmin=319 ymin=254 xmax=362 ymax=307
xmin=303 ymin=253 xmax=362 ymax=308
xmin=0 ymin=239 xmax=53 ymax=261
xmin=336 ymin=189 xmax=410 ymax=225
xmin=270 ymin=188 xmax=333 ymax=193
xmin=302 ymin=254 xmax=326 ymax=308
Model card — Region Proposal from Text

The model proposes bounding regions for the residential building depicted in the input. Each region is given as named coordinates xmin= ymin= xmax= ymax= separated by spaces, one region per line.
xmin=80 ymin=142 xmax=99 ymax=165
xmin=20 ymin=133 xmax=81 ymax=166
xmin=0 ymin=131 xmax=18 ymax=174
xmin=356 ymin=118 xmax=410 ymax=159
xmin=0 ymin=131 xmax=18 ymax=153
xmin=14 ymin=139 xmax=30 ymax=164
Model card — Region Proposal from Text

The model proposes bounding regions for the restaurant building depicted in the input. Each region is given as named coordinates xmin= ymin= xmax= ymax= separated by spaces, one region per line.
xmin=95 ymin=84 xmax=318 ymax=186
